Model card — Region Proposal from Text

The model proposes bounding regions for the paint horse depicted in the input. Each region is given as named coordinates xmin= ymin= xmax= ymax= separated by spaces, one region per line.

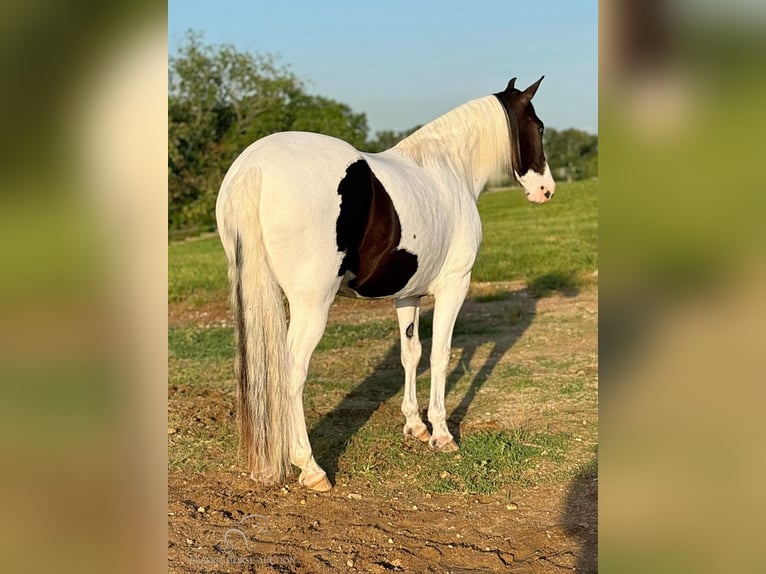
xmin=216 ymin=77 xmax=555 ymax=492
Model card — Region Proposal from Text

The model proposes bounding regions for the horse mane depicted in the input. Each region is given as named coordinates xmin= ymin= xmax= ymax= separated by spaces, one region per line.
xmin=393 ymin=96 xmax=512 ymax=188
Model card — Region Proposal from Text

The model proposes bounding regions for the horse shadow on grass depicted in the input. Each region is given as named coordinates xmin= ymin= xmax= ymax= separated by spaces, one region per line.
xmin=563 ymin=455 xmax=598 ymax=572
xmin=308 ymin=272 xmax=579 ymax=481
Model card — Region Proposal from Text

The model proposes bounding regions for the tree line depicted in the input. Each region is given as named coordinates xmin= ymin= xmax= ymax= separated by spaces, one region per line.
xmin=169 ymin=32 xmax=596 ymax=235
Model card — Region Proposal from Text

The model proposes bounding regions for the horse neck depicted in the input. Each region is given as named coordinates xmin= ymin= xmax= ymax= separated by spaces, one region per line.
xmin=393 ymin=96 xmax=512 ymax=200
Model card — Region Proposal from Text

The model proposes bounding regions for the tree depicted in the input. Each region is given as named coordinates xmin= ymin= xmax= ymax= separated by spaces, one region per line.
xmin=288 ymin=94 xmax=369 ymax=150
xmin=363 ymin=126 xmax=422 ymax=153
xmin=543 ymin=128 xmax=598 ymax=182
xmin=169 ymin=32 xmax=371 ymax=234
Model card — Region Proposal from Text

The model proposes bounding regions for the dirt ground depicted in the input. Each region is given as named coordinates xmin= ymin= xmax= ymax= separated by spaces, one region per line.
xmin=169 ymin=283 xmax=598 ymax=573
xmin=168 ymin=472 xmax=596 ymax=573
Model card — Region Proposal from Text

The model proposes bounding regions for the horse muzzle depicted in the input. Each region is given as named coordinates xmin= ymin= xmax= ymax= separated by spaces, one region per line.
xmin=516 ymin=164 xmax=555 ymax=204
xmin=526 ymin=185 xmax=555 ymax=204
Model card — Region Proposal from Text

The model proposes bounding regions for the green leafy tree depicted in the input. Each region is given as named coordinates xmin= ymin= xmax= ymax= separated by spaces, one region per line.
xmin=169 ymin=32 xmax=371 ymax=234
xmin=288 ymin=94 xmax=369 ymax=149
xmin=364 ymin=126 xmax=422 ymax=153
xmin=543 ymin=128 xmax=598 ymax=182
xmin=169 ymin=32 xmax=303 ymax=232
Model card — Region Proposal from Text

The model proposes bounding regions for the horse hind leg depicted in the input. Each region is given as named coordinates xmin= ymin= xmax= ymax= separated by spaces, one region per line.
xmin=395 ymin=297 xmax=429 ymax=441
xmin=284 ymin=291 xmax=337 ymax=492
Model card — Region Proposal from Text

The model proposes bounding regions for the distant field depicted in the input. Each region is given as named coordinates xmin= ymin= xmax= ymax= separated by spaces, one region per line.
xmin=168 ymin=178 xmax=598 ymax=306
xmin=472 ymin=179 xmax=597 ymax=285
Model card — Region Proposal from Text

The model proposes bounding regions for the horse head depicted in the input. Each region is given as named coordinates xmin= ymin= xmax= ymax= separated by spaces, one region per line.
xmin=494 ymin=77 xmax=556 ymax=204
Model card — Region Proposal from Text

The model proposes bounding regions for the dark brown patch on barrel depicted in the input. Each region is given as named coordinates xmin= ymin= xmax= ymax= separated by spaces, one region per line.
xmin=336 ymin=159 xmax=418 ymax=297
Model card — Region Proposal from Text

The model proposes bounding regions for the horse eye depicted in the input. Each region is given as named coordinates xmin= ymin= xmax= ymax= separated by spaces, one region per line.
xmin=538 ymin=126 xmax=544 ymax=134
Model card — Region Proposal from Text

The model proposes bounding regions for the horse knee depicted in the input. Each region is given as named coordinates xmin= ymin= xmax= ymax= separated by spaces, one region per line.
xmin=430 ymin=348 xmax=450 ymax=374
xmin=400 ymin=340 xmax=421 ymax=370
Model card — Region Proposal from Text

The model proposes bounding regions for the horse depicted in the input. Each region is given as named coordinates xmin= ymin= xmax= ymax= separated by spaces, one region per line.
xmin=216 ymin=76 xmax=555 ymax=492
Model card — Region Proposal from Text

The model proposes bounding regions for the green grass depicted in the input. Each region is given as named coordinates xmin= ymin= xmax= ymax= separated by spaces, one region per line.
xmin=169 ymin=321 xmax=400 ymax=356
xmin=424 ymin=430 xmax=568 ymax=493
xmin=316 ymin=320 xmax=398 ymax=351
xmin=340 ymin=424 xmax=570 ymax=494
xmin=473 ymin=179 xmax=598 ymax=285
xmin=505 ymin=373 xmax=540 ymax=390
xmin=168 ymin=236 xmax=228 ymax=306
xmin=168 ymin=179 xmax=598 ymax=306
xmin=169 ymin=326 xmax=234 ymax=360
xmin=168 ymin=327 xmax=236 ymax=388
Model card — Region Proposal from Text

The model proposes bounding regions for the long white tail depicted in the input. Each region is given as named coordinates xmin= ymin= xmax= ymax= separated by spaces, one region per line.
xmin=217 ymin=166 xmax=292 ymax=484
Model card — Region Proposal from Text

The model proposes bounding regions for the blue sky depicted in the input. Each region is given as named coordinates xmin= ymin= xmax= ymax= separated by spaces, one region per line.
xmin=169 ymin=0 xmax=597 ymax=134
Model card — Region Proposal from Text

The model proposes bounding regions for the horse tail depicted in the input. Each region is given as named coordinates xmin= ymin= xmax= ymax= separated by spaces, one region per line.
xmin=217 ymin=165 xmax=292 ymax=485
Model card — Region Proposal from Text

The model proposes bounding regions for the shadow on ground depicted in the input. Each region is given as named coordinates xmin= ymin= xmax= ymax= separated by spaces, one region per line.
xmin=563 ymin=456 xmax=598 ymax=572
xmin=309 ymin=272 xmax=580 ymax=481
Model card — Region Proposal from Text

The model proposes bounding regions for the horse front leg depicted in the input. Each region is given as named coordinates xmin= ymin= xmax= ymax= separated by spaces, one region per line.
xmin=428 ymin=274 xmax=471 ymax=452
xmin=395 ymin=297 xmax=429 ymax=441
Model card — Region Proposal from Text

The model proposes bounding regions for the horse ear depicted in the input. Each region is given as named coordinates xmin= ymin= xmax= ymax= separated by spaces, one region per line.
xmin=521 ymin=76 xmax=544 ymax=103
xmin=505 ymin=77 xmax=517 ymax=92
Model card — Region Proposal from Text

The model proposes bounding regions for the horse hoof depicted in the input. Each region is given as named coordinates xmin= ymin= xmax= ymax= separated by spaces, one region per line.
xmin=405 ymin=425 xmax=431 ymax=442
xmin=437 ymin=440 xmax=459 ymax=452
xmin=305 ymin=475 xmax=332 ymax=492
xmin=413 ymin=428 xmax=431 ymax=442
xmin=430 ymin=438 xmax=459 ymax=452
xmin=299 ymin=471 xmax=332 ymax=492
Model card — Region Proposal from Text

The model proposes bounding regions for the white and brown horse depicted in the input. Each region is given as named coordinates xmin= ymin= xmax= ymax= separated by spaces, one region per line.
xmin=216 ymin=77 xmax=555 ymax=492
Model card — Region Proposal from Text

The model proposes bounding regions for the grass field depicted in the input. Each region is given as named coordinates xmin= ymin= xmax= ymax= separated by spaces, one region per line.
xmin=169 ymin=179 xmax=597 ymax=494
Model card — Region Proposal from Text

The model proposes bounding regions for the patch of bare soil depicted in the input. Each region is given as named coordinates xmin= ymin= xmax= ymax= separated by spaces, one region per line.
xmin=169 ymin=298 xmax=232 ymax=329
xmin=168 ymin=471 xmax=596 ymax=573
